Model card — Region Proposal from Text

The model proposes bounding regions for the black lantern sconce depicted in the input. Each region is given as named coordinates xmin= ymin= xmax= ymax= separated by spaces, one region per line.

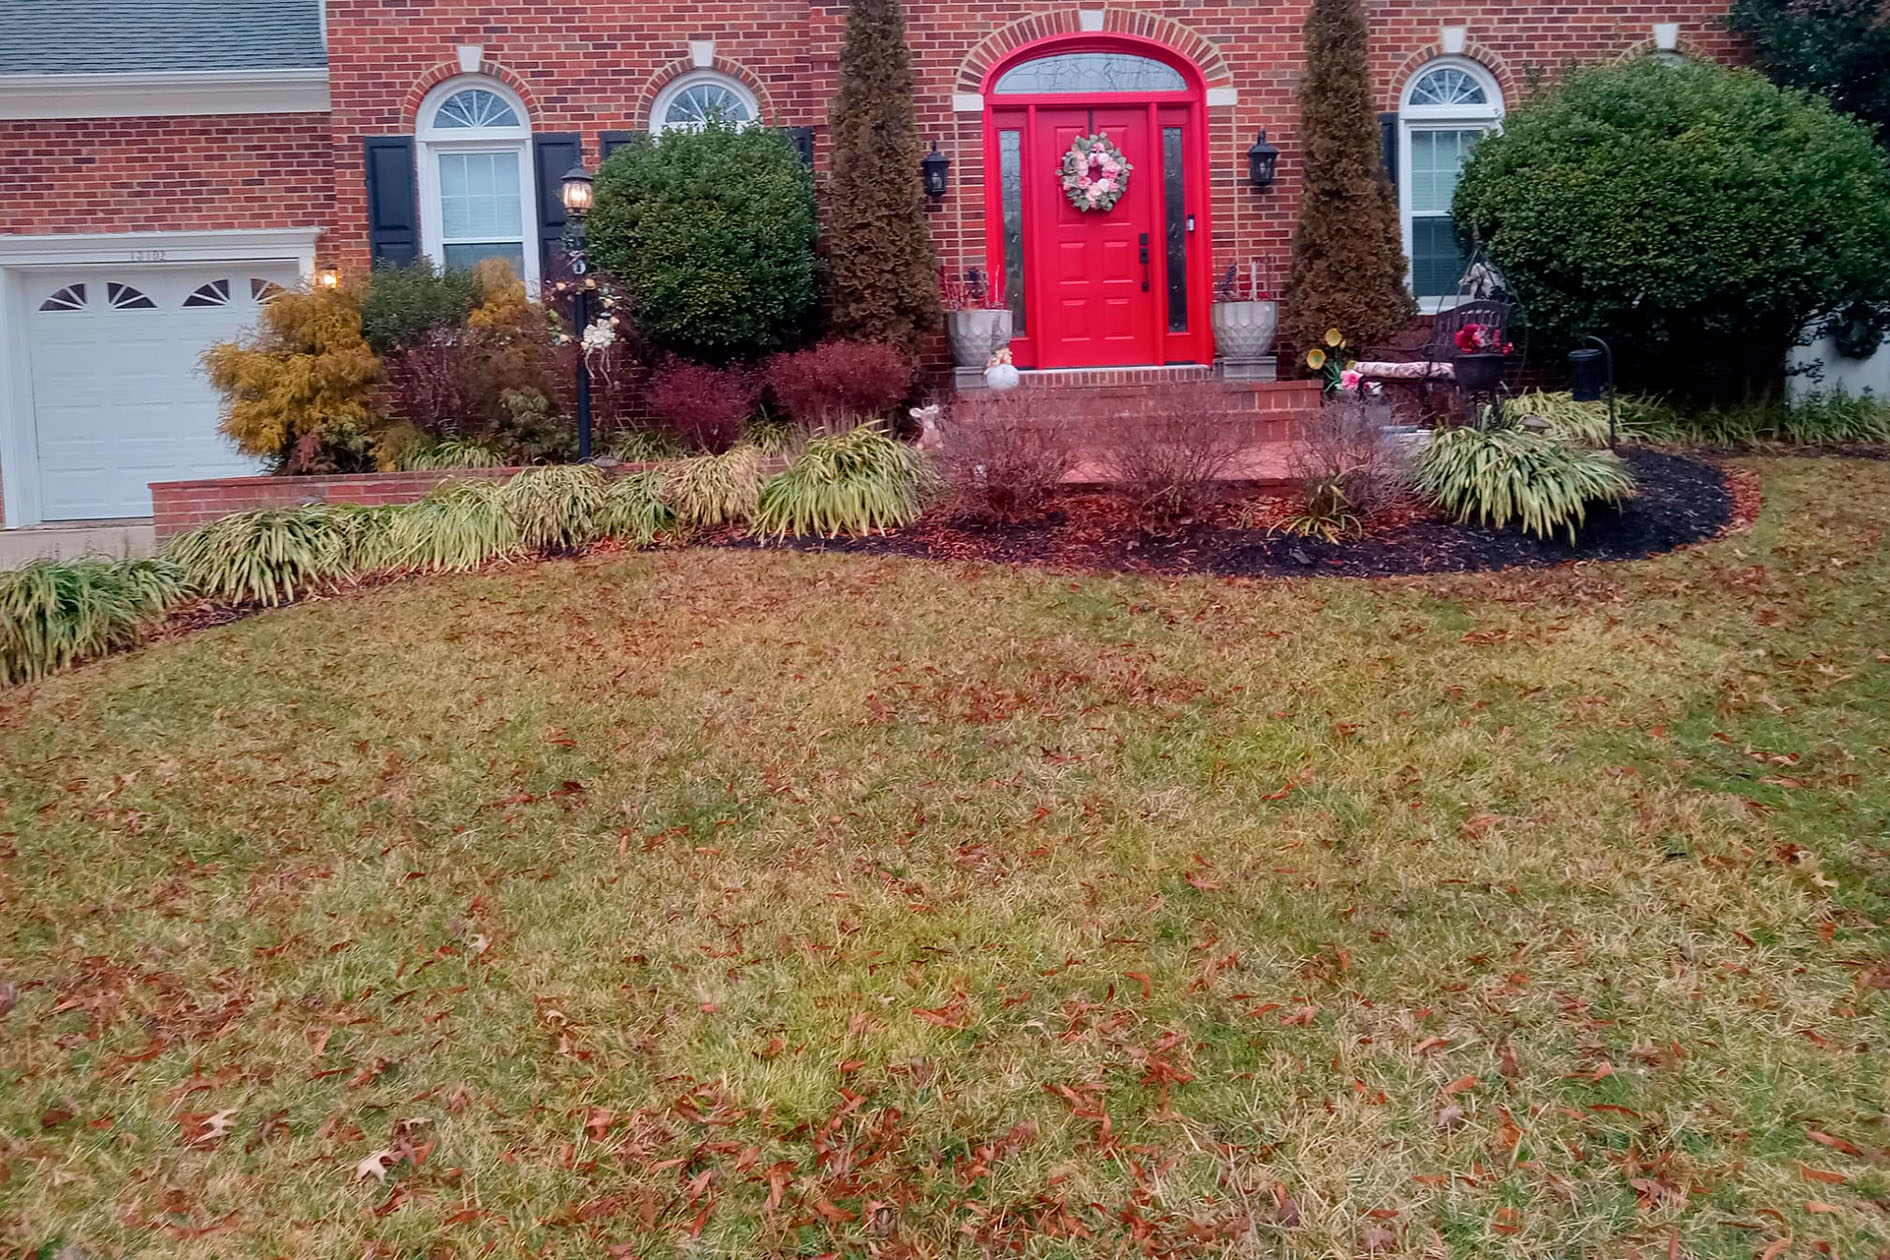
xmin=922 ymin=141 xmax=951 ymax=200
xmin=315 ymin=263 xmax=341 ymax=290
xmin=1569 ymin=335 xmax=1617 ymax=449
xmin=1247 ymin=130 xmax=1280 ymax=190
xmin=560 ymin=164 xmax=594 ymax=220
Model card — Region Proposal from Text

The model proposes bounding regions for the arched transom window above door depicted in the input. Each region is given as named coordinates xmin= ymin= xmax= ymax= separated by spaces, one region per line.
xmin=1397 ymin=58 xmax=1504 ymax=305
xmin=415 ymin=77 xmax=539 ymax=287
xmin=991 ymin=51 xmax=1188 ymax=95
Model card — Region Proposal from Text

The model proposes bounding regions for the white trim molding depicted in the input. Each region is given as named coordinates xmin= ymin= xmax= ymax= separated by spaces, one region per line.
xmin=952 ymin=92 xmax=985 ymax=113
xmin=0 ymin=67 xmax=330 ymax=120
xmin=0 ymin=228 xmax=321 ymax=528
xmin=1653 ymin=22 xmax=1681 ymax=50
xmin=1204 ymin=86 xmax=1238 ymax=107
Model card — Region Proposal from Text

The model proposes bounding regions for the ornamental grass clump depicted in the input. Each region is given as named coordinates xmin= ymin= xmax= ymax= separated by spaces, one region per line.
xmin=1415 ymin=425 xmax=1636 ymax=542
xmin=162 ymin=507 xmax=366 ymax=605
xmin=398 ymin=437 xmax=509 ymax=470
xmin=501 ymin=465 xmax=605 ymax=553
xmin=662 ymin=446 xmax=765 ymax=529
xmin=597 ymin=470 xmax=675 ymax=546
xmin=389 ymin=480 xmax=521 ymax=573
xmin=1511 ymin=390 xmax=1617 ymax=448
xmin=0 ymin=557 xmax=185 ymax=686
xmin=752 ymin=423 xmax=931 ymax=539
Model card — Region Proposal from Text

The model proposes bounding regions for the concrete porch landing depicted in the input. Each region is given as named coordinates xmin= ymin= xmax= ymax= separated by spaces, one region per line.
xmin=0 ymin=519 xmax=156 ymax=568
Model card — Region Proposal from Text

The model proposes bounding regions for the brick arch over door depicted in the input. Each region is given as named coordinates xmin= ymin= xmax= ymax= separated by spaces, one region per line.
xmin=634 ymin=57 xmax=776 ymax=131
xmin=400 ymin=60 xmax=540 ymax=129
xmin=957 ymin=10 xmax=1232 ymax=94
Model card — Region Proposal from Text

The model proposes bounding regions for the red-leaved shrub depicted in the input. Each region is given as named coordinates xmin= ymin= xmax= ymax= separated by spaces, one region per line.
xmin=646 ymin=361 xmax=760 ymax=453
xmin=764 ymin=341 xmax=915 ymax=428
xmin=937 ymin=393 xmax=1077 ymax=523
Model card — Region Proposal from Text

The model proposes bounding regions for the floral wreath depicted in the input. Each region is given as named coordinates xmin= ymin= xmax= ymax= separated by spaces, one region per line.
xmin=1059 ymin=133 xmax=1132 ymax=212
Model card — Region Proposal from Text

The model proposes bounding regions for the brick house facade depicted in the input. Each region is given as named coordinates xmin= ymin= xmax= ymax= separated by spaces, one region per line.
xmin=0 ymin=0 xmax=1738 ymax=528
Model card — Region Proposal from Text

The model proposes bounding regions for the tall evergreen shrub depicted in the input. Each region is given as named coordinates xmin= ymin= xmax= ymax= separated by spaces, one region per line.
xmin=825 ymin=0 xmax=940 ymax=349
xmin=1283 ymin=0 xmax=1416 ymax=360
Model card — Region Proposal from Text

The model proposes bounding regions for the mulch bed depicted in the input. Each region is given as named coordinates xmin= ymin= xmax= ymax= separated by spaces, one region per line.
xmin=751 ymin=448 xmax=1747 ymax=579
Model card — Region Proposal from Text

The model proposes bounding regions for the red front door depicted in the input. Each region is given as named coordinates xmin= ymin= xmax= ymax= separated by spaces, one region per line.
xmin=1030 ymin=107 xmax=1159 ymax=368
xmin=987 ymin=94 xmax=1211 ymax=370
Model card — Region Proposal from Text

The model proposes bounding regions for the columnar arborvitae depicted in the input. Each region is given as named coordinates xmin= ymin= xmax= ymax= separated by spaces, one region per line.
xmin=1284 ymin=0 xmax=1416 ymax=359
xmin=825 ymin=0 xmax=940 ymax=349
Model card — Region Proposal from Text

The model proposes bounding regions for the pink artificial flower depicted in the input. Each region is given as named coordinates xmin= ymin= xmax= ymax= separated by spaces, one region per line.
xmin=1340 ymin=369 xmax=1363 ymax=391
xmin=1095 ymin=178 xmax=1115 ymax=193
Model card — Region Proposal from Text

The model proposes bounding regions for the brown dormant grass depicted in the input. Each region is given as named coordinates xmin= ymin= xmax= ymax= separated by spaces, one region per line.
xmin=2 ymin=456 xmax=1887 ymax=1259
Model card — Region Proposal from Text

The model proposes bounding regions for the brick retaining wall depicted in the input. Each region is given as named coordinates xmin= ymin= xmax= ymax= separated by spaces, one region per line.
xmin=150 ymin=466 xmax=527 ymax=540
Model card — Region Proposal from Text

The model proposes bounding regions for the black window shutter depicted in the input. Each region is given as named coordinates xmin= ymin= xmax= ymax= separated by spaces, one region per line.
xmin=363 ymin=136 xmax=419 ymax=266
xmin=532 ymin=132 xmax=582 ymax=278
xmin=1378 ymin=112 xmax=1399 ymax=194
xmin=784 ymin=126 xmax=815 ymax=166
xmin=599 ymin=130 xmax=633 ymax=161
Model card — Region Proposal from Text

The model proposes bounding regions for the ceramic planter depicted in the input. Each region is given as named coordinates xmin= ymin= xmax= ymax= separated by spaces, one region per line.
xmin=946 ymin=308 xmax=1014 ymax=369
xmin=1211 ymin=299 xmax=1279 ymax=362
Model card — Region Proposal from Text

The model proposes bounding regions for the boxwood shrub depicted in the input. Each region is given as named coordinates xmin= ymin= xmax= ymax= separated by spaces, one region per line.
xmin=589 ymin=123 xmax=817 ymax=361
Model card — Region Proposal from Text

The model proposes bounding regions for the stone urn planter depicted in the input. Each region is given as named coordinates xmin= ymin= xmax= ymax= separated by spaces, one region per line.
xmin=1211 ymin=299 xmax=1279 ymax=381
xmin=946 ymin=308 xmax=1014 ymax=369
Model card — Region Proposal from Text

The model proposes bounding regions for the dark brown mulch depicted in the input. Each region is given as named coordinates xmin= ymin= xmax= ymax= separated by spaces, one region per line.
xmin=751 ymin=448 xmax=1740 ymax=580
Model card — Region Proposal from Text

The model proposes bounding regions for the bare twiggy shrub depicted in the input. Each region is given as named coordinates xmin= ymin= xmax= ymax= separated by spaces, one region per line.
xmin=1101 ymin=386 xmax=1244 ymax=528
xmin=1288 ymin=395 xmax=1412 ymax=521
xmin=936 ymin=392 xmax=1078 ymax=523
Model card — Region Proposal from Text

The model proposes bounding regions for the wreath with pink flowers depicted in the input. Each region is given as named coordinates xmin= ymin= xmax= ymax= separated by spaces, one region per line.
xmin=1058 ymin=133 xmax=1132 ymax=213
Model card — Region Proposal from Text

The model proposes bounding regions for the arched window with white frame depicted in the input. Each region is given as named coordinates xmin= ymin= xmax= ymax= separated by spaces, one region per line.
xmin=1398 ymin=58 xmax=1504 ymax=307
xmin=649 ymin=70 xmax=760 ymax=134
xmin=416 ymin=77 xmax=539 ymax=287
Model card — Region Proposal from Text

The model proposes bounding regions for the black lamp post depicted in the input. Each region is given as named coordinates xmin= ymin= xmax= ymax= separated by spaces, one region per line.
xmin=1247 ymin=131 xmax=1279 ymax=190
xmin=1569 ymin=335 xmax=1616 ymax=450
xmin=922 ymin=141 xmax=950 ymax=200
xmin=560 ymin=164 xmax=595 ymax=461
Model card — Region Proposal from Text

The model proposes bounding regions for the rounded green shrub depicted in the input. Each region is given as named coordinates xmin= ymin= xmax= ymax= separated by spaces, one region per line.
xmin=1452 ymin=58 xmax=1890 ymax=398
xmin=588 ymin=124 xmax=817 ymax=361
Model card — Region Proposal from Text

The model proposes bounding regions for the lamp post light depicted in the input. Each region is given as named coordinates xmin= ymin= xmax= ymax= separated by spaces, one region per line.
xmin=560 ymin=164 xmax=596 ymax=462
xmin=1568 ymin=335 xmax=1616 ymax=450
xmin=1246 ymin=131 xmax=1279 ymax=190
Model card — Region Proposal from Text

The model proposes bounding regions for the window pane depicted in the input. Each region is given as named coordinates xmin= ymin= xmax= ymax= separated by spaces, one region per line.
xmin=664 ymin=83 xmax=754 ymax=129
xmin=439 ymin=151 xmax=522 ymax=240
xmin=1408 ymin=128 xmax=1481 ymax=214
xmin=1408 ymin=66 xmax=1487 ymax=107
xmin=1162 ymin=126 xmax=1187 ymax=333
xmin=992 ymin=53 xmax=1186 ymax=94
xmin=443 ymin=242 xmax=527 ymax=276
xmin=1411 ymin=217 xmax=1467 ymax=298
xmin=434 ymin=88 xmax=520 ymax=130
xmin=999 ymin=129 xmax=1026 ymax=336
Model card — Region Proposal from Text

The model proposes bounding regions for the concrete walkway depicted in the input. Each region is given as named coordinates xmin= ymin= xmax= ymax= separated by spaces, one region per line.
xmin=0 ymin=519 xmax=156 ymax=568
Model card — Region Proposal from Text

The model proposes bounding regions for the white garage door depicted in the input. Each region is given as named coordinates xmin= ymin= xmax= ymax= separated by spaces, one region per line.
xmin=26 ymin=265 xmax=299 ymax=520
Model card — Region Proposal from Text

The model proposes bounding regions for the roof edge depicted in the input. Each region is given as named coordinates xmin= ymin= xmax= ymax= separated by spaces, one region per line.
xmin=0 ymin=66 xmax=329 ymax=120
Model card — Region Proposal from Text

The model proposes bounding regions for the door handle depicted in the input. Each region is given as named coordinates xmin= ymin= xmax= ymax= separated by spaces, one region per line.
xmin=1138 ymin=232 xmax=1150 ymax=292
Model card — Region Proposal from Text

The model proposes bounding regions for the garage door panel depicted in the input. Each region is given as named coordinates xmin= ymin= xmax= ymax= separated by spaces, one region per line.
xmin=26 ymin=265 xmax=290 ymax=520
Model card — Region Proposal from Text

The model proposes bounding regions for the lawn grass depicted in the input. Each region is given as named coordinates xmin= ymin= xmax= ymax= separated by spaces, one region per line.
xmin=3 ymin=456 xmax=1887 ymax=1259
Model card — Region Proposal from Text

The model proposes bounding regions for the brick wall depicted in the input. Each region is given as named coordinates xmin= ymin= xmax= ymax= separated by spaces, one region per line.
xmin=323 ymin=0 xmax=1741 ymax=291
xmin=0 ymin=114 xmax=334 ymax=237
xmin=149 ymin=466 xmax=524 ymax=540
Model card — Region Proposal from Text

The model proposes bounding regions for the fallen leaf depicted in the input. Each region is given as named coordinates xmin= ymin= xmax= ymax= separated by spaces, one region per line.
xmin=1434 ymin=1104 xmax=1465 ymax=1131
xmin=1805 ymin=1201 xmax=1840 ymax=1214
xmin=1797 ymin=1163 xmax=1846 ymax=1185
xmin=1806 ymin=1129 xmax=1864 ymax=1157
xmin=1443 ymin=1074 xmax=1478 ymax=1096
xmin=354 ymin=1148 xmax=396 ymax=1183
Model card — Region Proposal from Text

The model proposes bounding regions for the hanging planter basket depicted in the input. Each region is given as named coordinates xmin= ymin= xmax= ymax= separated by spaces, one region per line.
xmin=1058 ymin=134 xmax=1133 ymax=213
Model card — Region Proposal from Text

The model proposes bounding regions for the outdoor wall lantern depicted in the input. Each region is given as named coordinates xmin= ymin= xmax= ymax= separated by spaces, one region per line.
xmin=315 ymin=263 xmax=341 ymax=289
xmin=1247 ymin=131 xmax=1280 ymax=190
xmin=1569 ymin=335 xmax=1617 ymax=449
xmin=922 ymin=141 xmax=951 ymax=199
